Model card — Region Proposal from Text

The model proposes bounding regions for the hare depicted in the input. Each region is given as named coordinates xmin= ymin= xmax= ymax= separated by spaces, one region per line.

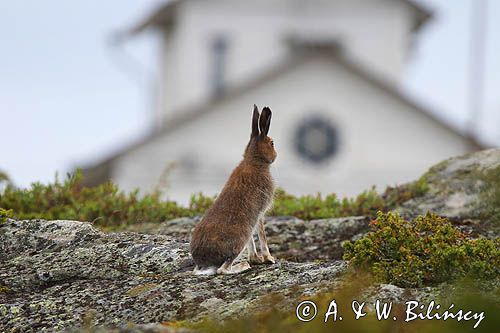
xmin=190 ymin=105 xmax=277 ymax=275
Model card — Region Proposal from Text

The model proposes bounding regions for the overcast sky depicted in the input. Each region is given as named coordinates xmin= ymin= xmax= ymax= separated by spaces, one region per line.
xmin=1 ymin=0 xmax=498 ymax=187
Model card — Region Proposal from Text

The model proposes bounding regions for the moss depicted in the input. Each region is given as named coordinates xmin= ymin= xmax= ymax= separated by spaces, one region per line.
xmin=476 ymin=165 xmax=500 ymax=224
xmin=427 ymin=159 xmax=448 ymax=175
xmin=343 ymin=212 xmax=500 ymax=288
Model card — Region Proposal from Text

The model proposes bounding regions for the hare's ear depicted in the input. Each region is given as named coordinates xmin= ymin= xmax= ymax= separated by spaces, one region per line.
xmin=259 ymin=106 xmax=272 ymax=137
xmin=251 ymin=104 xmax=260 ymax=138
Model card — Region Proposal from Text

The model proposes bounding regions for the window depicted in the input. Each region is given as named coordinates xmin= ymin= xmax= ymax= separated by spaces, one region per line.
xmin=294 ymin=114 xmax=340 ymax=164
xmin=210 ymin=36 xmax=228 ymax=97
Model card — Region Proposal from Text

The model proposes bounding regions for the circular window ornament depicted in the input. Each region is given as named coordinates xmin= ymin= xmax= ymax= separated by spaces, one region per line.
xmin=294 ymin=115 xmax=340 ymax=164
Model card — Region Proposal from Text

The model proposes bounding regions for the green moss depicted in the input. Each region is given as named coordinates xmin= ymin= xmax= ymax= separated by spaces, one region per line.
xmin=424 ymin=159 xmax=449 ymax=178
xmin=343 ymin=212 xmax=500 ymax=288
xmin=477 ymin=165 xmax=500 ymax=224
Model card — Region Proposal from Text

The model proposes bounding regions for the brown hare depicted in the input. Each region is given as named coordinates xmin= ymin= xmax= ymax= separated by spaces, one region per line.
xmin=190 ymin=105 xmax=277 ymax=275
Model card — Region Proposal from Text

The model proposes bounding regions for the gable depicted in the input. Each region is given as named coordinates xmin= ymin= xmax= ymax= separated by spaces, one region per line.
xmin=83 ymin=51 xmax=480 ymax=198
xmin=129 ymin=0 xmax=431 ymax=35
xmin=83 ymin=49 xmax=482 ymax=181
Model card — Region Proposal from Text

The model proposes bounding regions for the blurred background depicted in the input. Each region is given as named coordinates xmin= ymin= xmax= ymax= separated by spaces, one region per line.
xmin=1 ymin=0 xmax=498 ymax=203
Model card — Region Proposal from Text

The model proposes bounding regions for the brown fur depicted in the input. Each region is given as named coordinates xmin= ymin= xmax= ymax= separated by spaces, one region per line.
xmin=190 ymin=105 xmax=276 ymax=269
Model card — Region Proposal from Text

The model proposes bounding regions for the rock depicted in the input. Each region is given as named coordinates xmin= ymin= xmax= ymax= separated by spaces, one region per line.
xmin=265 ymin=216 xmax=370 ymax=261
xmin=76 ymin=324 xmax=193 ymax=333
xmin=147 ymin=215 xmax=370 ymax=262
xmin=397 ymin=148 xmax=500 ymax=237
xmin=362 ymin=284 xmax=437 ymax=305
xmin=0 ymin=219 xmax=347 ymax=332
xmin=1 ymin=149 xmax=499 ymax=332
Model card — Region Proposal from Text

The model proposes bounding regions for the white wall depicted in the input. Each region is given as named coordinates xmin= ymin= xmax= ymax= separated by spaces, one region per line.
xmin=158 ymin=0 xmax=418 ymax=122
xmin=112 ymin=55 xmax=470 ymax=204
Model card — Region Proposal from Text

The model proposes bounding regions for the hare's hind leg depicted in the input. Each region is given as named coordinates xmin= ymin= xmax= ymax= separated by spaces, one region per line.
xmin=230 ymin=261 xmax=251 ymax=273
xmin=258 ymin=218 xmax=275 ymax=264
xmin=217 ymin=260 xmax=251 ymax=274
xmin=218 ymin=243 xmax=253 ymax=274
xmin=247 ymin=235 xmax=264 ymax=264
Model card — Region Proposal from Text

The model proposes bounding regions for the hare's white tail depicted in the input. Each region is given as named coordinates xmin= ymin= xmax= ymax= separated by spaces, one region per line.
xmin=193 ymin=266 xmax=217 ymax=276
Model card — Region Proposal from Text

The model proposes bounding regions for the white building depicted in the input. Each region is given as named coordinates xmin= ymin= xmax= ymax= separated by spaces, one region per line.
xmin=83 ymin=0 xmax=483 ymax=203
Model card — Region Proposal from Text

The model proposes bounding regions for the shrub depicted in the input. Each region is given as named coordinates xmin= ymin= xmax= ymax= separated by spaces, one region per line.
xmin=0 ymin=171 xmax=202 ymax=230
xmin=270 ymin=187 xmax=384 ymax=220
xmin=0 ymin=170 xmax=427 ymax=230
xmin=0 ymin=170 xmax=9 ymax=183
xmin=0 ymin=207 xmax=13 ymax=223
xmin=270 ymin=176 xmax=428 ymax=220
xmin=343 ymin=212 xmax=500 ymax=287
xmin=380 ymin=175 xmax=428 ymax=207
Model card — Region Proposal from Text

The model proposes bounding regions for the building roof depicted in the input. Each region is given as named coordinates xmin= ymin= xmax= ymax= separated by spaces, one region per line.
xmin=405 ymin=0 xmax=433 ymax=31
xmin=128 ymin=0 xmax=180 ymax=35
xmin=81 ymin=46 xmax=486 ymax=186
xmin=127 ymin=0 xmax=432 ymax=35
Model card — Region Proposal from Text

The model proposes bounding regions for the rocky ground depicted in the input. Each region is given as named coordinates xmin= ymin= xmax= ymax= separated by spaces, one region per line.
xmin=0 ymin=149 xmax=499 ymax=332
xmin=397 ymin=148 xmax=500 ymax=237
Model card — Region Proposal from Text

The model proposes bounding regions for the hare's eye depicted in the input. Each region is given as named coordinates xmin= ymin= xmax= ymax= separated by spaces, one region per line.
xmin=270 ymin=141 xmax=274 ymax=147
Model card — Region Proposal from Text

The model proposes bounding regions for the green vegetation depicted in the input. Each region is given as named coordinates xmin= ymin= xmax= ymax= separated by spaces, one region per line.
xmin=0 ymin=170 xmax=9 ymax=183
xmin=0 ymin=171 xmax=428 ymax=230
xmin=271 ymin=176 xmax=428 ymax=220
xmin=0 ymin=207 xmax=13 ymax=223
xmin=477 ymin=165 xmax=500 ymax=224
xmin=0 ymin=171 xmax=209 ymax=230
xmin=2 ymin=167 xmax=499 ymax=332
xmin=187 ymin=275 xmax=499 ymax=333
xmin=343 ymin=212 xmax=500 ymax=288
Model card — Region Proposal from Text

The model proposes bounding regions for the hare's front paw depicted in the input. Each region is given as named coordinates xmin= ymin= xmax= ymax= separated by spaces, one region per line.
xmin=263 ymin=254 xmax=276 ymax=264
xmin=249 ymin=254 xmax=264 ymax=264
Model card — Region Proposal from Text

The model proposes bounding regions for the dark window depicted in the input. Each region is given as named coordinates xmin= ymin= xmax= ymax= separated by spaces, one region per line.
xmin=211 ymin=36 xmax=228 ymax=97
xmin=294 ymin=114 xmax=340 ymax=164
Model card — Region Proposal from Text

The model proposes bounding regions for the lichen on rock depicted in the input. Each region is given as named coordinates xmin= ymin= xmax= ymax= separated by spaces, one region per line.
xmin=396 ymin=148 xmax=500 ymax=237
xmin=1 ymin=149 xmax=500 ymax=332
xmin=0 ymin=219 xmax=347 ymax=332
